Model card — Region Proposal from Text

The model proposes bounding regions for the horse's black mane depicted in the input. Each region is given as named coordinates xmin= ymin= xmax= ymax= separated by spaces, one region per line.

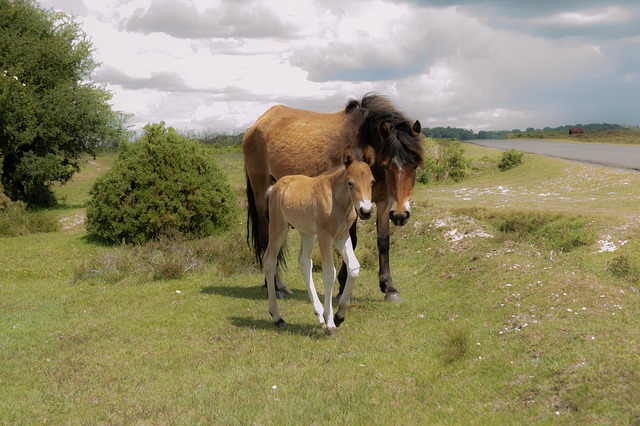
xmin=347 ymin=93 xmax=424 ymax=167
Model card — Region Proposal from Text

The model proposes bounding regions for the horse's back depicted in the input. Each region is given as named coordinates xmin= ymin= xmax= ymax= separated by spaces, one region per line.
xmin=244 ymin=104 xmax=357 ymax=179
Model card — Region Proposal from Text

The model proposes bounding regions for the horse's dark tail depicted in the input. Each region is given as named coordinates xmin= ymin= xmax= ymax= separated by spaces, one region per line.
xmin=246 ymin=172 xmax=265 ymax=268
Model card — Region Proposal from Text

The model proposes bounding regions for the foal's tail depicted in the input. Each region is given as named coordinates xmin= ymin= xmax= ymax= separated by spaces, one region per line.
xmin=246 ymin=172 xmax=265 ymax=268
xmin=263 ymin=185 xmax=288 ymax=269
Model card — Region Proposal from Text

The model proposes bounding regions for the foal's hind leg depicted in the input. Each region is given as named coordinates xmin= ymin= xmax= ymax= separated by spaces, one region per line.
xmin=263 ymin=218 xmax=289 ymax=327
xmin=298 ymin=233 xmax=325 ymax=328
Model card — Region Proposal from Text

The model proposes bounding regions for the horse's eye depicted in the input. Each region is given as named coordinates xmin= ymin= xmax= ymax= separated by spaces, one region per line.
xmin=370 ymin=179 xmax=375 ymax=186
xmin=347 ymin=181 xmax=354 ymax=188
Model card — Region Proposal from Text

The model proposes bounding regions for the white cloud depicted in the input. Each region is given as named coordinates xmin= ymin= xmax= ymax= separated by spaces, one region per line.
xmin=36 ymin=0 xmax=640 ymax=131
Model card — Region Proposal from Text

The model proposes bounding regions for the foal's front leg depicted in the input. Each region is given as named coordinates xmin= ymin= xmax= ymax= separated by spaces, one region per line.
xmin=298 ymin=233 xmax=325 ymax=328
xmin=318 ymin=236 xmax=337 ymax=335
xmin=334 ymin=235 xmax=360 ymax=327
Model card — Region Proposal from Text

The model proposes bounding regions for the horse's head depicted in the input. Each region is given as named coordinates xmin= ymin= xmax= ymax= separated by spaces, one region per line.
xmin=344 ymin=149 xmax=375 ymax=220
xmin=378 ymin=120 xmax=423 ymax=226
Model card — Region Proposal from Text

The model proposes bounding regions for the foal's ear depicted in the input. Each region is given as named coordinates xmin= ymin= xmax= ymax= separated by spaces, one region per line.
xmin=362 ymin=144 xmax=376 ymax=166
xmin=343 ymin=146 xmax=354 ymax=166
xmin=412 ymin=120 xmax=421 ymax=134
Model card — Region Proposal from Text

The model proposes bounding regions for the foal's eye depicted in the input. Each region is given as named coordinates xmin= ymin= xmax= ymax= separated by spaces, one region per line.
xmin=347 ymin=181 xmax=354 ymax=188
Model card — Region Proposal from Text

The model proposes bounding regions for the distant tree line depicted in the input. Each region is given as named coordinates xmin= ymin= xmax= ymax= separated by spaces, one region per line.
xmin=422 ymin=123 xmax=628 ymax=141
xmin=180 ymin=130 xmax=244 ymax=148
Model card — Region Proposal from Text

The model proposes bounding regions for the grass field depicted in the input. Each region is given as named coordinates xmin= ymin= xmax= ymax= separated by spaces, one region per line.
xmin=2 ymin=143 xmax=640 ymax=424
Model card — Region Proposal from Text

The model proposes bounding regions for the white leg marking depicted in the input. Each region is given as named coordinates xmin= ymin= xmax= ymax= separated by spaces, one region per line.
xmin=318 ymin=236 xmax=336 ymax=331
xmin=298 ymin=233 xmax=324 ymax=326
xmin=335 ymin=236 xmax=360 ymax=321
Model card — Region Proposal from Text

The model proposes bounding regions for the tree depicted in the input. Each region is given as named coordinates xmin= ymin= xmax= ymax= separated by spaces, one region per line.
xmin=0 ymin=0 xmax=129 ymax=207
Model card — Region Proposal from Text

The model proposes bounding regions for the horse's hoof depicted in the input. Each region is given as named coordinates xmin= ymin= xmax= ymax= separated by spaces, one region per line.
xmin=280 ymin=286 xmax=294 ymax=295
xmin=327 ymin=327 xmax=338 ymax=337
xmin=384 ymin=292 xmax=403 ymax=302
xmin=275 ymin=291 xmax=284 ymax=300
xmin=274 ymin=319 xmax=286 ymax=329
xmin=334 ymin=315 xmax=345 ymax=327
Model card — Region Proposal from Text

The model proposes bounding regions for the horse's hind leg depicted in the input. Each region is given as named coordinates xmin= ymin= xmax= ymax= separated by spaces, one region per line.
xmin=298 ymin=233 xmax=325 ymax=328
xmin=335 ymin=235 xmax=360 ymax=328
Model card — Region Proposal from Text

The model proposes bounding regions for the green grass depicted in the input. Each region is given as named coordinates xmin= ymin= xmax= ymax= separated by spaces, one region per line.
xmin=2 ymin=144 xmax=640 ymax=423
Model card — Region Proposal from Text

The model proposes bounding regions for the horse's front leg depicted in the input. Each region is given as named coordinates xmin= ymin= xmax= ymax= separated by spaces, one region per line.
xmin=334 ymin=235 xmax=360 ymax=327
xmin=318 ymin=236 xmax=337 ymax=335
xmin=376 ymin=199 xmax=402 ymax=302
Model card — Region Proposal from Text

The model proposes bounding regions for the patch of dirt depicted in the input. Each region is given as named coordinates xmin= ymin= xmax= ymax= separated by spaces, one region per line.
xmin=59 ymin=213 xmax=86 ymax=230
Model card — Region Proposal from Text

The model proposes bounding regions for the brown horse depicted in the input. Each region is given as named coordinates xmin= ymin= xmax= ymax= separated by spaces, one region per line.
xmin=263 ymin=150 xmax=374 ymax=334
xmin=243 ymin=93 xmax=424 ymax=301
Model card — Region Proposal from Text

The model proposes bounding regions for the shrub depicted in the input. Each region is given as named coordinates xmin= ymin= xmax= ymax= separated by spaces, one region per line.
xmin=86 ymin=122 xmax=237 ymax=244
xmin=498 ymin=149 xmax=524 ymax=171
xmin=0 ymin=201 xmax=58 ymax=236
xmin=419 ymin=140 xmax=469 ymax=183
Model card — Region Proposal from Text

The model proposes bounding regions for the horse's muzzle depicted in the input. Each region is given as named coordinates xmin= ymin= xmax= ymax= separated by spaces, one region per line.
xmin=390 ymin=210 xmax=410 ymax=226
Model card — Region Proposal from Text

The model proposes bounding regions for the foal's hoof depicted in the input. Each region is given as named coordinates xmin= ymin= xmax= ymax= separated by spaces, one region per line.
xmin=334 ymin=315 xmax=345 ymax=327
xmin=336 ymin=293 xmax=353 ymax=304
xmin=275 ymin=291 xmax=284 ymax=300
xmin=274 ymin=319 xmax=286 ymax=329
xmin=384 ymin=292 xmax=403 ymax=302
xmin=327 ymin=327 xmax=338 ymax=337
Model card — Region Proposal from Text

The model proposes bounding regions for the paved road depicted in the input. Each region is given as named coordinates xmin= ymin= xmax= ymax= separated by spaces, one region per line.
xmin=465 ymin=139 xmax=640 ymax=171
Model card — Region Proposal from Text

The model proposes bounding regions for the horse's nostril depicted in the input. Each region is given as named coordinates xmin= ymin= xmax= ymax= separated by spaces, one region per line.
xmin=390 ymin=210 xmax=410 ymax=226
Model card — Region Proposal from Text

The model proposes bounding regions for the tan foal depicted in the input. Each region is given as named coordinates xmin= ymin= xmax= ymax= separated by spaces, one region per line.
xmin=263 ymin=151 xmax=374 ymax=335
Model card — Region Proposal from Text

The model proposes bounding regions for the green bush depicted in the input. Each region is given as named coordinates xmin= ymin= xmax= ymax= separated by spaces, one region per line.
xmin=418 ymin=140 xmax=469 ymax=183
xmin=86 ymin=122 xmax=237 ymax=244
xmin=0 ymin=201 xmax=58 ymax=236
xmin=498 ymin=149 xmax=524 ymax=171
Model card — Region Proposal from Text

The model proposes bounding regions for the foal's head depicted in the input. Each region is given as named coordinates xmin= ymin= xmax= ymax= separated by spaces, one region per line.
xmin=344 ymin=150 xmax=375 ymax=220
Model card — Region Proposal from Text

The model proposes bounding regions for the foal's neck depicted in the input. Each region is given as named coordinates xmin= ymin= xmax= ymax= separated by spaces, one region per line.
xmin=328 ymin=167 xmax=352 ymax=212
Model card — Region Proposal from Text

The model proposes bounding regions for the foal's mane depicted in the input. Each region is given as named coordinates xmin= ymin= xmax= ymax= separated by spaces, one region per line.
xmin=346 ymin=93 xmax=424 ymax=168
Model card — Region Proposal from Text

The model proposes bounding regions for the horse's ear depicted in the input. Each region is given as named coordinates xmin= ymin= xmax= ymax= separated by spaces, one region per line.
xmin=343 ymin=146 xmax=354 ymax=166
xmin=379 ymin=122 xmax=392 ymax=140
xmin=412 ymin=120 xmax=421 ymax=134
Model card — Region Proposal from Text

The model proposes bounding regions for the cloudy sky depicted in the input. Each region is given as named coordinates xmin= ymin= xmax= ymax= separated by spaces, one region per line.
xmin=38 ymin=0 xmax=640 ymax=133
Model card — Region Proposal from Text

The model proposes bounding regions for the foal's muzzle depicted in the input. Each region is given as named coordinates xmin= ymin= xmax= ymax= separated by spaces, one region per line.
xmin=390 ymin=210 xmax=410 ymax=226
xmin=358 ymin=207 xmax=373 ymax=220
